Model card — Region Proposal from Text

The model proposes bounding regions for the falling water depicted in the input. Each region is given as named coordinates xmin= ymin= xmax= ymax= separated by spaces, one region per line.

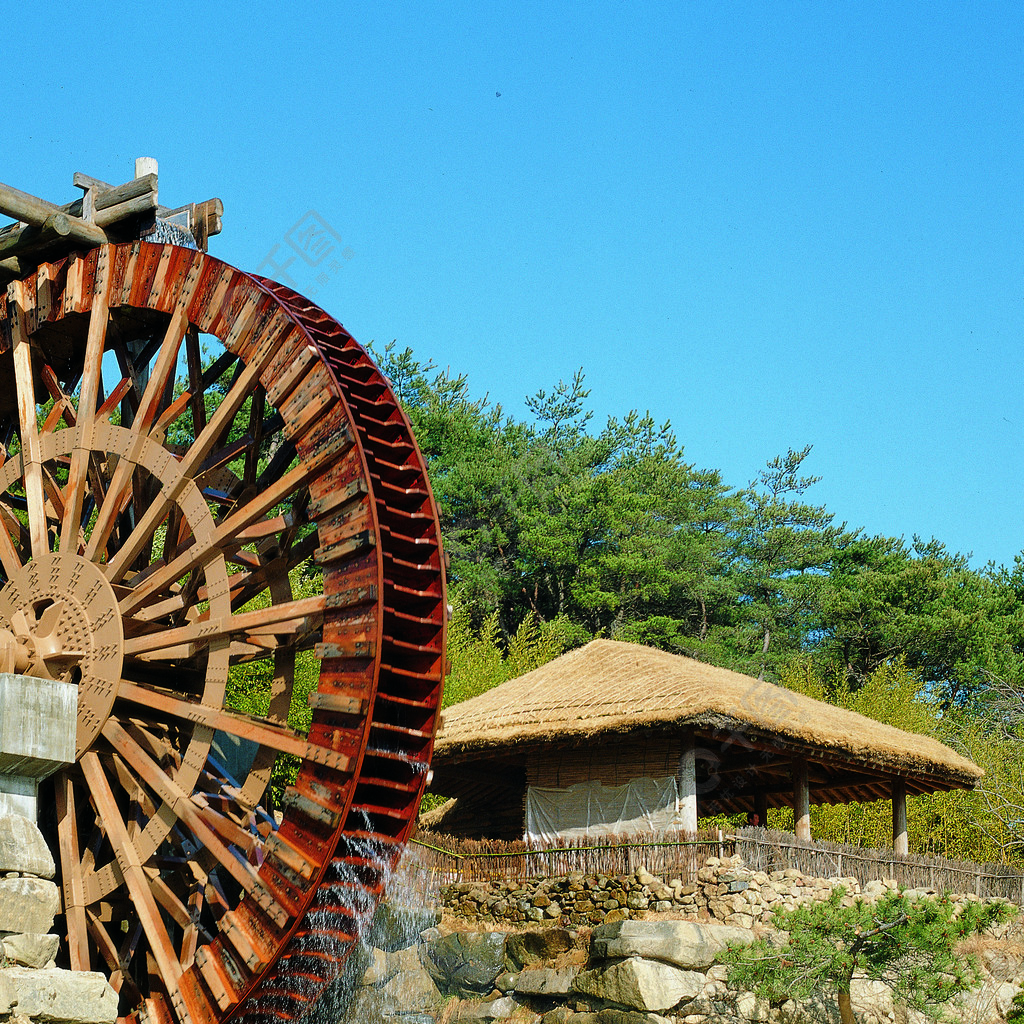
xmin=295 ymin=807 xmax=445 ymax=1024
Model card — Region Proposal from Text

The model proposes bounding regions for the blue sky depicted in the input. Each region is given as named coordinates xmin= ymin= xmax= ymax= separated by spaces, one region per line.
xmin=5 ymin=2 xmax=1023 ymax=567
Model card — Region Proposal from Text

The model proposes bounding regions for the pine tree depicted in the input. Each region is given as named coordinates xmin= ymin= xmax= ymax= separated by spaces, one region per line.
xmin=720 ymin=888 xmax=1010 ymax=1024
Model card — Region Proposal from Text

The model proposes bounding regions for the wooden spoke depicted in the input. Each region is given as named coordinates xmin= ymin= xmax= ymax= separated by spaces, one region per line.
xmin=0 ymin=500 xmax=25 ymax=578
xmin=115 ymin=679 xmax=348 ymax=767
xmin=81 ymin=752 xmax=183 ymax=992
xmin=55 ymin=774 xmax=90 ymax=972
xmin=124 ymin=594 xmax=325 ymax=658
xmin=86 ymin=298 xmax=191 ymax=560
xmin=60 ymin=247 xmax=110 ymax=553
xmin=101 ymin=719 xmax=287 ymax=926
xmin=10 ymin=282 xmax=48 ymax=559
xmin=119 ymin=454 xmax=338 ymax=616
xmin=105 ymin=339 xmax=272 ymax=583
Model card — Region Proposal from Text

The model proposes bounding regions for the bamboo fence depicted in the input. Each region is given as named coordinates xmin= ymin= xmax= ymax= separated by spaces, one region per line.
xmin=410 ymin=827 xmax=1024 ymax=903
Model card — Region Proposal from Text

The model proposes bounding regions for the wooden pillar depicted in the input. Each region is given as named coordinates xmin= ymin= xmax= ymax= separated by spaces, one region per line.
xmin=678 ymin=731 xmax=698 ymax=833
xmin=754 ymin=792 xmax=768 ymax=828
xmin=793 ymin=761 xmax=811 ymax=841
xmin=892 ymin=778 xmax=908 ymax=855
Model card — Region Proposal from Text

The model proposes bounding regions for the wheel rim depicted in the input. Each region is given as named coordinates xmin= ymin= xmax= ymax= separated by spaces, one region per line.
xmin=0 ymin=242 xmax=447 ymax=1024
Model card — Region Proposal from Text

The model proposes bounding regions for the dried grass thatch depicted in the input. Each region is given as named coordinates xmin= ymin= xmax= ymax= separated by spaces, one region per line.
xmin=436 ymin=639 xmax=980 ymax=787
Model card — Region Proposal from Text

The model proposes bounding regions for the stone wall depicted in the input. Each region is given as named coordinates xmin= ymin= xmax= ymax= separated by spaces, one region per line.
xmin=0 ymin=815 xmax=116 ymax=1024
xmin=350 ymin=854 xmax=1024 ymax=1024
xmin=438 ymin=854 xmax=1004 ymax=932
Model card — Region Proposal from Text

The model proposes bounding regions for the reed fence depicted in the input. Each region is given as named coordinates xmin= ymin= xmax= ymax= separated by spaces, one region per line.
xmin=410 ymin=827 xmax=1024 ymax=903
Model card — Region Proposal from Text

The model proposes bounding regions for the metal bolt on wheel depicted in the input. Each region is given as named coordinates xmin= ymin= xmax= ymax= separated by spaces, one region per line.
xmin=0 ymin=242 xmax=447 ymax=1024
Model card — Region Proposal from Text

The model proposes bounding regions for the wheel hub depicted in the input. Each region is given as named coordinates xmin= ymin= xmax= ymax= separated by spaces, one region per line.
xmin=0 ymin=553 xmax=124 ymax=757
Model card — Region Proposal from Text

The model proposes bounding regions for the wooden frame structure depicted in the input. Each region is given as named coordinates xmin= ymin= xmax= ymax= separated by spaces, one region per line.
xmin=0 ymin=167 xmax=447 ymax=1024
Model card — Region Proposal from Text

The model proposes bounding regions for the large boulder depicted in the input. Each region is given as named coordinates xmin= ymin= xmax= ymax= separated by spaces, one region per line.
xmin=513 ymin=966 xmax=581 ymax=996
xmin=0 ymin=815 xmax=55 ymax=879
xmin=506 ymin=928 xmax=574 ymax=970
xmin=590 ymin=919 xmax=754 ymax=969
xmin=573 ymin=959 xmax=704 ymax=1013
xmin=420 ymin=930 xmax=508 ymax=997
xmin=0 ymin=877 xmax=60 ymax=934
xmin=0 ymin=968 xmax=118 ymax=1024
xmin=365 ymin=902 xmax=442 ymax=952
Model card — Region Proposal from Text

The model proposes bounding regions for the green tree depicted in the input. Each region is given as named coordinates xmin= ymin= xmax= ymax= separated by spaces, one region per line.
xmin=817 ymin=536 xmax=1024 ymax=704
xmin=732 ymin=446 xmax=846 ymax=679
xmin=721 ymin=888 xmax=1010 ymax=1024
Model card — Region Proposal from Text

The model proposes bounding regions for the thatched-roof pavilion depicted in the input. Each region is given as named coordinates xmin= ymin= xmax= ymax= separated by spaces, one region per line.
xmin=426 ymin=639 xmax=981 ymax=850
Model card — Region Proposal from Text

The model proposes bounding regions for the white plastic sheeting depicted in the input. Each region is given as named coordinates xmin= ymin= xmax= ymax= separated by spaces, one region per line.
xmin=524 ymin=775 xmax=686 ymax=841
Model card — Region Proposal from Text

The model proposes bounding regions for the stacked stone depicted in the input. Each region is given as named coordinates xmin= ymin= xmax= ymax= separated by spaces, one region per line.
xmin=440 ymin=854 xmax=1008 ymax=933
xmin=0 ymin=815 xmax=60 ymax=970
xmin=348 ymin=892 xmax=1024 ymax=1024
xmin=0 ymin=815 xmax=117 ymax=1024
xmin=349 ymin=909 xmax=1023 ymax=1023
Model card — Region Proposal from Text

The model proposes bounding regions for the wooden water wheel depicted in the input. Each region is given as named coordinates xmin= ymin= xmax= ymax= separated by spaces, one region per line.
xmin=0 ymin=172 xmax=446 ymax=1024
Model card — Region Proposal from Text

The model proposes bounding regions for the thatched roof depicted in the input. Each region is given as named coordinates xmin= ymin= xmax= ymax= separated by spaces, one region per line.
xmin=436 ymin=639 xmax=981 ymax=788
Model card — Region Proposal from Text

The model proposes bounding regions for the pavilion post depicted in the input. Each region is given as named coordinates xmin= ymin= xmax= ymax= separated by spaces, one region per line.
xmin=754 ymin=792 xmax=768 ymax=828
xmin=892 ymin=777 xmax=908 ymax=855
xmin=678 ymin=730 xmax=698 ymax=833
xmin=793 ymin=761 xmax=811 ymax=841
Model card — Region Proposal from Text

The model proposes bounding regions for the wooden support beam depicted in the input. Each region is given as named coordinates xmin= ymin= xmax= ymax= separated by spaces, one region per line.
xmin=793 ymin=761 xmax=811 ymax=841
xmin=74 ymin=172 xmax=158 ymax=213
xmin=754 ymin=792 xmax=768 ymax=827
xmin=892 ymin=777 xmax=908 ymax=855
xmin=93 ymin=192 xmax=158 ymax=228
xmin=0 ymin=183 xmax=106 ymax=246
xmin=678 ymin=730 xmax=698 ymax=833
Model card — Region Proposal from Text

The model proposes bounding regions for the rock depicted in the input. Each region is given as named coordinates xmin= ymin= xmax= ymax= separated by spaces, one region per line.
xmin=954 ymin=979 xmax=1018 ymax=1022
xmin=376 ymin=963 xmax=441 ymax=1013
xmin=0 ymin=973 xmax=13 ymax=1015
xmin=0 ymin=878 xmax=59 ymax=934
xmin=2 ymin=932 xmax=59 ymax=969
xmin=506 ymin=928 xmax=574 ymax=970
xmin=420 ymin=930 xmax=507 ymax=997
xmin=735 ymin=990 xmax=772 ymax=1021
xmin=590 ymin=920 xmax=754 ymax=969
xmin=573 ymin=959 xmax=703 ymax=1013
xmin=514 ymin=967 xmax=581 ymax=996
xmin=0 ymin=968 xmax=118 ymax=1024
xmin=571 ymin=1013 xmax=668 ymax=1024
xmin=540 ymin=1008 xmax=576 ymax=1023
xmin=0 ymin=817 xmax=54 ymax=879
xmin=365 ymin=902 xmax=441 ymax=951
xmin=361 ymin=947 xmax=393 ymax=987
xmin=455 ymin=995 xmax=520 ymax=1021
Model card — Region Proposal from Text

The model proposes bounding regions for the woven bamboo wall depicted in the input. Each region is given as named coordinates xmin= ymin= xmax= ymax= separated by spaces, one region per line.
xmin=526 ymin=734 xmax=682 ymax=789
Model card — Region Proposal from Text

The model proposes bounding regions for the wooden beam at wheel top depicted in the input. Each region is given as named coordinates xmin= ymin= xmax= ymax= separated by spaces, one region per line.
xmin=0 ymin=183 xmax=107 ymax=242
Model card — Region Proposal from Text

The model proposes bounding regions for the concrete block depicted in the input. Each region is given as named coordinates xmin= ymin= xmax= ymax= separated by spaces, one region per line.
xmin=0 ymin=674 xmax=76 ymax=778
